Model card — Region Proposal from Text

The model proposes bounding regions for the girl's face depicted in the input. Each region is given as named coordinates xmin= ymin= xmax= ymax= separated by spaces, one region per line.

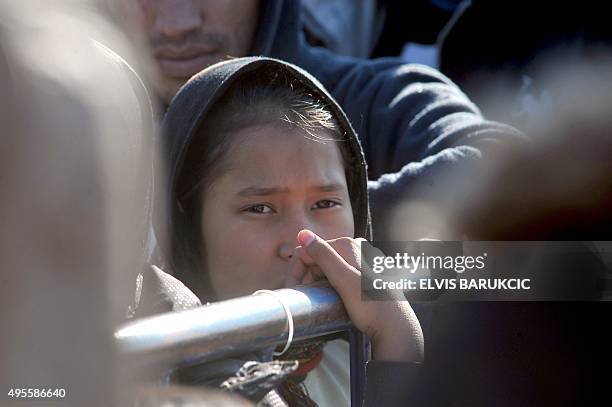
xmin=200 ymin=123 xmax=354 ymax=300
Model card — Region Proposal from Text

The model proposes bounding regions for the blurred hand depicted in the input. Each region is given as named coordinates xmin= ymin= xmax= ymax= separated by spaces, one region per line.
xmin=285 ymin=229 xmax=424 ymax=363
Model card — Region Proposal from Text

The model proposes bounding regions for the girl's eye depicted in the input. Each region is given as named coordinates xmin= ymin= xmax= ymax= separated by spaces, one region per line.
xmin=244 ymin=204 xmax=274 ymax=214
xmin=313 ymin=200 xmax=341 ymax=209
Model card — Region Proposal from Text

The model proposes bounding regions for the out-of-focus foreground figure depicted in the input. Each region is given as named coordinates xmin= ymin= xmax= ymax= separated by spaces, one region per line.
xmin=401 ymin=57 xmax=612 ymax=406
xmin=0 ymin=1 xmax=153 ymax=405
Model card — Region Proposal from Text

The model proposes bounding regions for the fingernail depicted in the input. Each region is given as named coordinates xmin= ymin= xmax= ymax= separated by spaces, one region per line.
xmin=298 ymin=229 xmax=316 ymax=247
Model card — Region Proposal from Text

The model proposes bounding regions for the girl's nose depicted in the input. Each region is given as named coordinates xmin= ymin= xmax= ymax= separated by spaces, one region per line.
xmin=278 ymin=213 xmax=314 ymax=260
xmin=278 ymin=241 xmax=295 ymax=260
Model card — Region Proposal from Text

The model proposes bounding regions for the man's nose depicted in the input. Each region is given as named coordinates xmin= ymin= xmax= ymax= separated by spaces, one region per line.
xmin=153 ymin=0 xmax=203 ymax=40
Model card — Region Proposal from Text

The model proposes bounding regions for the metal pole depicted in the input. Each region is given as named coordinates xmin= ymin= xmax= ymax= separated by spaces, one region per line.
xmin=349 ymin=329 xmax=369 ymax=407
xmin=115 ymin=282 xmax=353 ymax=367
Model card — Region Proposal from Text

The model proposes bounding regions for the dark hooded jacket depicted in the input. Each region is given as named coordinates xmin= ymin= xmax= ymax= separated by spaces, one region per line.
xmin=137 ymin=57 xmax=420 ymax=406
xmin=245 ymin=0 xmax=524 ymax=241
xmin=163 ymin=57 xmax=371 ymax=297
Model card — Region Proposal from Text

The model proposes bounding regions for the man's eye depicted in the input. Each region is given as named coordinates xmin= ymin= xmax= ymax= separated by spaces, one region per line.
xmin=244 ymin=204 xmax=274 ymax=214
xmin=313 ymin=200 xmax=340 ymax=209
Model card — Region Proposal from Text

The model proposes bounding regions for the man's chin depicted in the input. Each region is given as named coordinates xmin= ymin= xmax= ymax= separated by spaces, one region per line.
xmin=155 ymin=60 xmax=223 ymax=104
xmin=154 ymin=78 xmax=187 ymax=105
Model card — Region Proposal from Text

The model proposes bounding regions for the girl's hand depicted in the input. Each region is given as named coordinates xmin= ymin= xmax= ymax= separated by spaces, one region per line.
xmin=286 ymin=229 xmax=424 ymax=363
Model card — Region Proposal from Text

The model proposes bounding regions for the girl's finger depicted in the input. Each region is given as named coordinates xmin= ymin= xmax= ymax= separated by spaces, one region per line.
xmin=285 ymin=254 xmax=307 ymax=287
xmin=302 ymin=266 xmax=325 ymax=285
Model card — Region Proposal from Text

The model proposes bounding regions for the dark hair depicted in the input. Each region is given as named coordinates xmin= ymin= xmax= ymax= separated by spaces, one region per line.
xmin=172 ymin=67 xmax=352 ymax=300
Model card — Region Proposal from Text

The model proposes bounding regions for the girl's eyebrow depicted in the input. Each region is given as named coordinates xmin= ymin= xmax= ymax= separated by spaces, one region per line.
xmin=237 ymin=183 xmax=346 ymax=197
xmin=313 ymin=183 xmax=346 ymax=192
xmin=237 ymin=186 xmax=290 ymax=197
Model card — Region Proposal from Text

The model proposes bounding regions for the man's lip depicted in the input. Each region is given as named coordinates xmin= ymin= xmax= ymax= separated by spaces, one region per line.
xmin=156 ymin=51 xmax=219 ymax=79
xmin=154 ymin=44 xmax=217 ymax=59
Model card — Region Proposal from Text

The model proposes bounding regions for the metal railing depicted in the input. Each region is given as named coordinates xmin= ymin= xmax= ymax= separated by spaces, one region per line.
xmin=115 ymin=282 xmax=368 ymax=406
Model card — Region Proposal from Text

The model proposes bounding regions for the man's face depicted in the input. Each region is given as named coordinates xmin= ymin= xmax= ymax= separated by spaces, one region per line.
xmin=122 ymin=0 xmax=260 ymax=102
